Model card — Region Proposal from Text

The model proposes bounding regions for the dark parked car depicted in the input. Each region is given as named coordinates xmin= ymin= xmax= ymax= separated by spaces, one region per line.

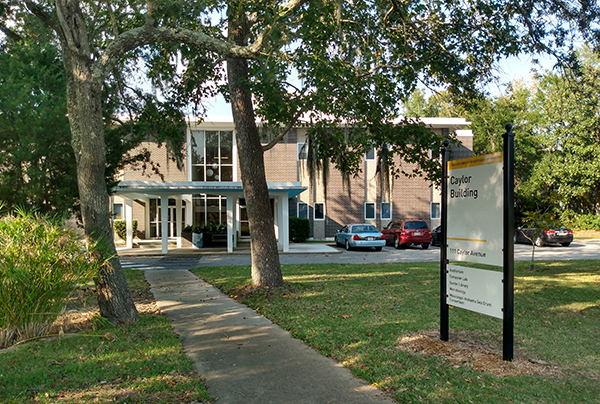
xmin=381 ymin=219 xmax=432 ymax=249
xmin=514 ymin=226 xmax=573 ymax=247
xmin=334 ymin=224 xmax=386 ymax=251
xmin=431 ymin=226 xmax=442 ymax=247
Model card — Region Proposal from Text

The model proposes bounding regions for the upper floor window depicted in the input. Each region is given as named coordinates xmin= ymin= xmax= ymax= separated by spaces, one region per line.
xmin=365 ymin=202 xmax=376 ymax=220
xmin=365 ymin=148 xmax=376 ymax=160
xmin=297 ymin=143 xmax=308 ymax=160
xmin=191 ymin=130 xmax=234 ymax=181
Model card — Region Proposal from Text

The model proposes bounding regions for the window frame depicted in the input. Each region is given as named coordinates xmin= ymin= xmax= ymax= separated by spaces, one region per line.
xmin=297 ymin=142 xmax=308 ymax=161
xmin=112 ymin=202 xmax=124 ymax=220
xmin=314 ymin=202 xmax=325 ymax=221
xmin=364 ymin=202 xmax=376 ymax=220
xmin=430 ymin=202 xmax=441 ymax=220
xmin=381 ymin=202 xmax=392 ymax=220
xmin=297 ymin=202 xmax=308 ymax=219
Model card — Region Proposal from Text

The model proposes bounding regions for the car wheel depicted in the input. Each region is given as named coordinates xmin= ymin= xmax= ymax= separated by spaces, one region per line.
xmin=345 ymin=239 xmax=351 ymax=251
xmin=375 ymin=246 xmax=382 ymax=251
xmin=561 ymin=242 xmax=571 ymax=247
xmin=535 ymin=237 xmax=545 ymax=247
xmin=394 ymin=236 xmax=400 ymax=249
xmin=422 ymin=243 xmax=429 ymax=250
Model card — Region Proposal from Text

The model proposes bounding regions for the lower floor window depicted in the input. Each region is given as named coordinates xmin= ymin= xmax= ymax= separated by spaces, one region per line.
xmin=297 ymin=202 xmax=308 ymax=219
xmin=431 ymin=202 xmax=441 ymax=219
xmin=314 ymin=202 xmax=325 ymax=220
xmin=365 ymin=202 xmax=376 ymax=220
xmin=381 ymin=202 xmax=391 ymax=220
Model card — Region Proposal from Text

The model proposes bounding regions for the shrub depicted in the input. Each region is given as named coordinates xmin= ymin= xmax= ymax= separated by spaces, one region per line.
xmin=290 ymin=217 xmax=310 ymax=242
xmin=113 ymin=219 xmax=138 ymax=240
xmin=0 ymin=207 xmax=100 ymax=348
xmin=571 ymin=213 xmax=600 ymax=231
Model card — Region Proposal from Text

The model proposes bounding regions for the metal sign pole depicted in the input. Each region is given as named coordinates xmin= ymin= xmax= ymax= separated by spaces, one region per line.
xmin=440 ymin=140 xmax=450 ymax=342
xmin=503 ymin=125 xmax=515 ymax=361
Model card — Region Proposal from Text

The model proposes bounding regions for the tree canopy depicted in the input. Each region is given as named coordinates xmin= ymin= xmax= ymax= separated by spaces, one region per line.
xmin=2 ymin=0 xmax=599 ymax=321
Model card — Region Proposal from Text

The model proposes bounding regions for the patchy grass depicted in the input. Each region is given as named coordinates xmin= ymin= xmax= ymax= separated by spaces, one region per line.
xmin=191 ymin=260 xmax=600 ymax=404
xmin=0 ymin=269 xmax=212 ymax=404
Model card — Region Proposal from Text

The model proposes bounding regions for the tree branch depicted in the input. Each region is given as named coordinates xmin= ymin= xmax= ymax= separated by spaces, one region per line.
xmin=262 ymin=109 xmax=305 ymax=151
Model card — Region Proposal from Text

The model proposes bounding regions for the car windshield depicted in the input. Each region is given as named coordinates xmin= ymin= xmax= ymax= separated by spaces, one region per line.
xmin=352 ymin=225 xmax=379 ymax=233
xmin=404 ymin=221 xmax=428 ymax=230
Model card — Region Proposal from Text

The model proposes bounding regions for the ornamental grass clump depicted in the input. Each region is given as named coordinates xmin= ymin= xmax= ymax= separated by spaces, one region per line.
xmin=0 ymin=207 xmax=99 ymax=348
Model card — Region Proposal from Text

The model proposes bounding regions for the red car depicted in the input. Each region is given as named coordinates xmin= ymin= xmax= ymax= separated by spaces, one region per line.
xmin=381 ymin=220 xmax=432 ymax=249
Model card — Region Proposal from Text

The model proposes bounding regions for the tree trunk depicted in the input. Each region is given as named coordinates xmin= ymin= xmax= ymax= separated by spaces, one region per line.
xmin=227 ymin=5 xmax=284 ymax=288
xmin=57 ymin=2 xmax=138 ymax=323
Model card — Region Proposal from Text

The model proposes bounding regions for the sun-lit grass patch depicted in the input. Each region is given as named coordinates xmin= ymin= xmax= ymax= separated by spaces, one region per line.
xmin=0 ymin=269 xmax=212 ymax=404
xmin=192 ymin=260 xmax=600 ymax=404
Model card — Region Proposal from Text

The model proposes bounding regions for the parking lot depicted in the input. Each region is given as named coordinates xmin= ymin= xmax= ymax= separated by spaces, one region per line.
xmin=119 ymin=240 xmax=600 ymax=270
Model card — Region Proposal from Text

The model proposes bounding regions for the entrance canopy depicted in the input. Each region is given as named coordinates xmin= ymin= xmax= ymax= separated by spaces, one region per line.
xmin=113 ymin=181 xmax=307 ymax=254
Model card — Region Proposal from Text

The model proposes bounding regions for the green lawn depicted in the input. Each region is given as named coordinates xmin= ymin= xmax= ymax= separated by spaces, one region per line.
xmin=0 ymin=269 xmax=212 ymax=404
xmin=191 ymin=260 xmax=600 ymax=404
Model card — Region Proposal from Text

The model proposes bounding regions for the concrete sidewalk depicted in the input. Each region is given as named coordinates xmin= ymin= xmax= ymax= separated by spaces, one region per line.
xmin=144 ymin=269 xmax=397 ymax=404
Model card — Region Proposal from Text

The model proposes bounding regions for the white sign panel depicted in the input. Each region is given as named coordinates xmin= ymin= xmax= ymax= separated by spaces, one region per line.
xmin=447 ymin=153 xmax=504 ymax=266
xmin=446 ymin=265 xmax=504 ymax=319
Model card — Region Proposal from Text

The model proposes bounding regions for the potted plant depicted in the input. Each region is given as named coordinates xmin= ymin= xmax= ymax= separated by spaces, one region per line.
xmin=189 ymin=224 xmax=206 ymax=248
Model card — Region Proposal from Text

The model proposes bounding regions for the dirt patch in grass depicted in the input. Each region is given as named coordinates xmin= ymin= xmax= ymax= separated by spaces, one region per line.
xmin=398 ymin=330 xmax=564 ymax=378
xmin=55 ymin=286 xmax=160 ymax=335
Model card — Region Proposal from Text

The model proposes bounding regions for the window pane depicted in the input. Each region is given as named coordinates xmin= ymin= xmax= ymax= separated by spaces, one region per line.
xmin=365 ymin=203 xmax=375 ymax=220
xmin=297 ymin=202 xmax=308 ymax=219
xmin=381 ymin=202 xmax=391 ymax=220
xmin=206 ymin=165 xmax=218 ymax=181
xmin=431 ymin=202 xmax=440 ymax=219
xmin=192 ymin=166 xmax=205 ymax=181
xmin=191 ymin=131 xmax=205 ymax=165
xmin=221 ymin=166 xmax=233 ymax=182
xmin=221 ymin=131 xmax=233 ymax=163
xmin=366 ymin=148 xmax=375 ymax=160
xmin=314 ymin=203 xmax=325 ymax=220
xmin=297 ymin=143 xmax=307 ymax=160
xmin=206 ymin=131 xmax=219 ymax=165
xmin=112 ymin=203 xmax=123 ymax=220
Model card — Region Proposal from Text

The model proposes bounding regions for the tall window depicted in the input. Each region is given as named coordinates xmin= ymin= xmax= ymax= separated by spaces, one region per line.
xmin=191 ymin=130 xmax=234 ymax=181
xmin=193 ymin=194 xmax=227 ymax=225
xmin=314 ymin=202 xmax=325 ymax=220
xmin=365 ymin=202 xmax=376 ymax=220
xmin=431 ymin=202 xmax=441 ymax=219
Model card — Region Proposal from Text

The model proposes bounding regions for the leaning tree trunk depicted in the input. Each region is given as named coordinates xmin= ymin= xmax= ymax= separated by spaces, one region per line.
xmin=227 ymin=7 xmax=284 ymax=288
xmin=58 ymin=4 xmax=138 ymax=323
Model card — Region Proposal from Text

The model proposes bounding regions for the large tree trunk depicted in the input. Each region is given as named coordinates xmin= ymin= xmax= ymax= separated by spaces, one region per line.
xmin=58 ymin=2 xmax=138 ymax=323
xmin=227 ymin=6 xmax=284 ymax=288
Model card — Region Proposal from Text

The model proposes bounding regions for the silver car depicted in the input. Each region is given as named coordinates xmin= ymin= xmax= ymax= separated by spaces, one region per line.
xmin=334 ymin=224 xmax=386 ymax=251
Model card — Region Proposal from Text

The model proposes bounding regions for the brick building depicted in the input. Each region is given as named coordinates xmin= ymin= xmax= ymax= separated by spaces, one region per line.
xmin=112 ymin=116 xmax=472 ymax=253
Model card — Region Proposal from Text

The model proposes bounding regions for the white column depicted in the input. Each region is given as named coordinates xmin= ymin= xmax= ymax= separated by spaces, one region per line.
xmin=176 ymin=197 xmax=182 ymax=248
xmin=226 ymin=194 xmax=234 ymax=253
xmin=125 ymin=197 xmax=134 ymax=249
xmin=280 ymin=193 xmax=289 ymax=252
xmin=161 ymin=195 xmax=169 ymax=254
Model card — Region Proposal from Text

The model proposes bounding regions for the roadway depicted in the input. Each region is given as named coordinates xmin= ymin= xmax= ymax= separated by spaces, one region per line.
xmin=119 ymin=240 xmax=600 ymax=271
